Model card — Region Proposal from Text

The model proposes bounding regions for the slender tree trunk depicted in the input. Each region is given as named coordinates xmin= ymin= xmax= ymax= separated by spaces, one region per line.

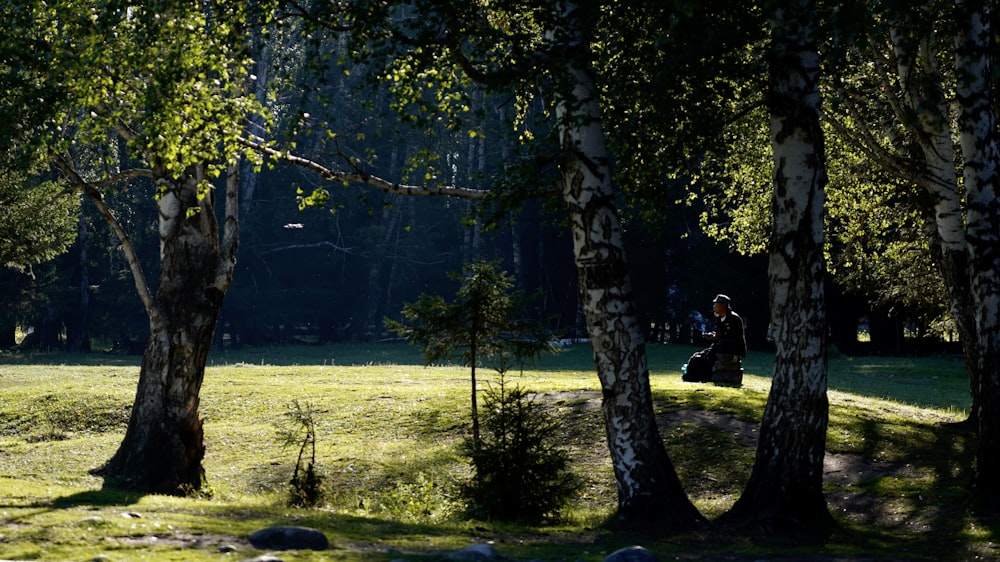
xmin=954 ymin=0 xmax=1000 ymax=510
xmin=95 ymin=164 xmax=239 ymax=493
xmin=68 ymin=207 xmax=91 ymax=353
xmin=364 ymin=198 xmax=401 ymax=338
xmin=470 ymin=334 xmax=480 ymax=445
xmin=889 ymin=10 xmax=984 ymax=425
xmin=551 ymin=1 xmax=703 ymax=528
xmin=382 ymin=197 xmax=413 ymax=322
xmin=240 ymin=40 xmax=268 ymax=213
xmin=722 ymin=0 xmax=835 ymax=538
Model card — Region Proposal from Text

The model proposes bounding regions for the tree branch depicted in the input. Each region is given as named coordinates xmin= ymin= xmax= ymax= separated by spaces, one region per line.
xmin=821 ymin=104 xmax=922 ymax=185
xmin=87 ymin=167 xmax=155 ymax=189
xmin=282 ymin=0 xmax=354 ymax=32
xmin=50 ymin=154 xmax=159 ymax=322
xmin=258 ymin=240 xmax=353 ymax=256
xmin=240 ymin=137 xmax=490 ymax=200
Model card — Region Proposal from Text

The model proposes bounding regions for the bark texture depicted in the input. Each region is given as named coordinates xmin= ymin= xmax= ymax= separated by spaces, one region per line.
xmin=552 ymin=2 xmax=703 ymax=529
xmin=95 ymin=165 xmax=238 ymax=493
xmin=723 ymin=0 xmax=835 ymax=538
xmin=954 ymin=0 xmax=1000 ymax=510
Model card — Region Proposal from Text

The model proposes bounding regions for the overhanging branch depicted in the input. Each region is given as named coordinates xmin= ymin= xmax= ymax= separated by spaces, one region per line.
xmin=240 ymin=137 xmax=490 ymax=200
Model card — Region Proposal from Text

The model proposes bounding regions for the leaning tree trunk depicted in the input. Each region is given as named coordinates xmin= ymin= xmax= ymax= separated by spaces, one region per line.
xmin=889 ymin=11 xmax=984 ymax=426
xmin=722 ymin=0 xmax=836 ymax=538
xmin=954 ymin=0 xmax=1000 ymax=510
xmin=95 ymin=164 xmax=239 ymax=493
xmin=551 ymin=1 xmax=704 ymax=529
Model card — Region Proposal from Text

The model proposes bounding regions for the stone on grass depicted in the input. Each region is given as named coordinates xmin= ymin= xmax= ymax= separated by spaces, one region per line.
xmin=248 ymin=525 xmax=329 ymax=551
xmin=447 ymin=543 xmax=501 ymax=561
xmin=602 ymin=545 xmax=658 ymax=562
xmin=240 ymin=556 xmax=285 ymax=562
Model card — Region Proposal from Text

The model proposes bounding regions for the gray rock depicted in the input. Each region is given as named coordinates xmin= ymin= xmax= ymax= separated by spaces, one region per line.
xmin=248 ymin=526 xmax=329 ymax=551
xmin=602 ymin=545 xmax=658 ymax=562
xmin=239 ymin=556 xmax=285 ymax=562
xmin=447 ymin=543 xmax=501 ymax=561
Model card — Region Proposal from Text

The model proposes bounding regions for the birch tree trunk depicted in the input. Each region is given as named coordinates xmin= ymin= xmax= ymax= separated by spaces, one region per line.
xmin=551 ymin=1 xmax=703 ymax=528
xmin=723 ymin=0 xmax=835 ymax=538
xmin=889 ymin=11 xmax=983 ymax=426
xmin=954 ymin=0 xmax=1000 ymax=509
xmin=94 ymin=164 xmax=239 ymax=493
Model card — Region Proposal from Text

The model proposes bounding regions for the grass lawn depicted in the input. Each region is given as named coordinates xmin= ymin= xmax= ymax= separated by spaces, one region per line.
xmin=0 ymin=342 xmax=993 ymax=561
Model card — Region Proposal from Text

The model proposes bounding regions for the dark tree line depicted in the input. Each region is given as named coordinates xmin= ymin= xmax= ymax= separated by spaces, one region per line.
xmin=4 ymin=156 xmax=932 ymax=355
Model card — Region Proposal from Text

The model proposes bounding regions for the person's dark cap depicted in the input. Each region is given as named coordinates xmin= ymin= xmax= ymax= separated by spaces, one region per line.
xmin=713 ymin=294 xmax=731 ymax=306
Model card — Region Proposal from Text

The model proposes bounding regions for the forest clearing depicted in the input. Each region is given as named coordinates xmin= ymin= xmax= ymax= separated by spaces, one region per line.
xmin=0 ymin=343 xmax=990 ymax=561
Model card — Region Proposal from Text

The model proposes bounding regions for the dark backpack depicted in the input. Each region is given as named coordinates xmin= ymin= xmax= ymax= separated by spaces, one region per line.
xmin=682 ymin=351 xmax=713 ymax=382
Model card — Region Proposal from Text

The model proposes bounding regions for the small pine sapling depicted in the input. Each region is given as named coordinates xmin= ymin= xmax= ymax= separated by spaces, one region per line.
xmin=461 ymin=373 xmax=581 ymax=523
xmin=275 ymin=400 xmax=324 ymax=507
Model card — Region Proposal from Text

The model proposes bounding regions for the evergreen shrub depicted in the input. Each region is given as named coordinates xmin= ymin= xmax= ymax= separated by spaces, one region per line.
xmin=460 ymin=376 xmax=581 ymax=523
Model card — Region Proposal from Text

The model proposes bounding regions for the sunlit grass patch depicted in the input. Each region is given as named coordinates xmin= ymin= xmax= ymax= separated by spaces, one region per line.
xmin=0 ymin=343 xmax=988 ymax=561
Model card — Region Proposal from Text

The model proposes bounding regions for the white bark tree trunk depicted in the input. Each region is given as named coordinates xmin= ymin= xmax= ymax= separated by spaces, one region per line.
xmin=724 ymin=0 xmax=835 ymax=537
xmin=889 ymin=11 xmax=983 ymax=424
xmin=954 ymin=0 xmax=1000 ymax=509
xmin=550 ymin=1 xmax=703 ymax=527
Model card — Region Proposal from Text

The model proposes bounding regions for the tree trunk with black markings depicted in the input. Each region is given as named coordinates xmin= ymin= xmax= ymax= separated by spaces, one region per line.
xmin=722 ymin=0 xmax=836 ymax=538
xmin=551 ymin=1 xmax=704 ymax=529
xmin=954 ymin=0 xmax=1000 ymax=511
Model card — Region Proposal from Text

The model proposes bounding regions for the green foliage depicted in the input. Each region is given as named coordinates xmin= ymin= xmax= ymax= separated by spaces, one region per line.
xmin=460 ymin=375 xmax=581 ymax=523
xmin=597 ymin=0 xmax=769 ymax=227
xmin=373 ymin=471 xmax=459 ymax=522
xmin=0 ymin=165 xmax=78 ymax=270
xmin=824 ymin=133 xmax=950 ymax=329
xmin=275 ymin=400 xmax=325 ymax=507
xmin=0 ymin=0 xmax=272 ymax=180
xmin=695 ymin=104 xmax=773 ymax=255
xmin=686 ymin=31 xmax=946 ymax=333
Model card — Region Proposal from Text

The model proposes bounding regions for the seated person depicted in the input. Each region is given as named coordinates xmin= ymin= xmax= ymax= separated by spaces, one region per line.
xmin=702 ymin=294 xmax=747 ymax=369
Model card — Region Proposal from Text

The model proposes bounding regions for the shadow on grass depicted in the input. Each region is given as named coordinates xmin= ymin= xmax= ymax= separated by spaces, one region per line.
xmin=50 ymin=487 xmax=145 ymax=509
xmin=647 ymin=380 xmax=999 ymax=560
xmin=0 ymin=487 xmax=144 ymax=528
xmin=830 ymin=418 xmax=990 ymax=561
xmin=0 ymin=488 xmax=144 ymax=512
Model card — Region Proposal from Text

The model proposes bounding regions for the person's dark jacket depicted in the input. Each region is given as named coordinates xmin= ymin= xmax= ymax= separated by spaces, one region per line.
xmin=712 ymin=311 xmax=747 ymax=357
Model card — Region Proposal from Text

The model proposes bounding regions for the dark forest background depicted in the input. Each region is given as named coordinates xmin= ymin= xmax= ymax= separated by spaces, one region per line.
xmin=1 ymin=163 xmax=938 ymax=358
